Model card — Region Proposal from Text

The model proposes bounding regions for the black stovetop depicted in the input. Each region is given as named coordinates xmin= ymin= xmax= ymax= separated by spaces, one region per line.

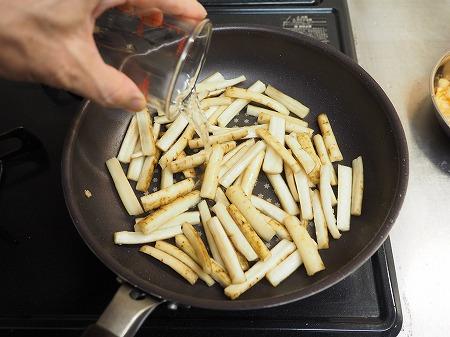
xmin=0 ymin=1 xmax=402 ymax=336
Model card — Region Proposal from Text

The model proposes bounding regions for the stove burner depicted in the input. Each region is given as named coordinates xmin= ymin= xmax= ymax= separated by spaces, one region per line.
xmin=0 ymin=127 xmax=47 ymax=186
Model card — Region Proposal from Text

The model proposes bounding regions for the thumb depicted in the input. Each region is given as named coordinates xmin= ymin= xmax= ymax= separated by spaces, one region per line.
xmin=88 ymin=61 xmax=147 ymax=111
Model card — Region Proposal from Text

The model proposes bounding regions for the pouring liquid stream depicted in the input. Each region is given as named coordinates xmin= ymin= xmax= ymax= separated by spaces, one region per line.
xmin=169 ymin=77 xmax=211 ymax=152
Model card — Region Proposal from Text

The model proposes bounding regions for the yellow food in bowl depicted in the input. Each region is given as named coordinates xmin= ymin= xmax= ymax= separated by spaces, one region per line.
xmin=435 ymin=77 xmax=450 ymax=122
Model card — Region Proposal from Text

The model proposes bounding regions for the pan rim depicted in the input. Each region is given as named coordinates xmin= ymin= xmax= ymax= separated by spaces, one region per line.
xmin=62 ymin=24 xmax=409 ymax=310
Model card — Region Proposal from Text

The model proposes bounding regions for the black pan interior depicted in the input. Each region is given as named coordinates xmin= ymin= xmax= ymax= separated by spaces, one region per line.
xmin=62 ymin=26 xmax=408 ymax=310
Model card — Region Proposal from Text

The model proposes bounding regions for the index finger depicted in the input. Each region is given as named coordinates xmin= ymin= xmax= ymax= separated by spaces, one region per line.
xmin=130 ymin=0 xmax=207 ymax=20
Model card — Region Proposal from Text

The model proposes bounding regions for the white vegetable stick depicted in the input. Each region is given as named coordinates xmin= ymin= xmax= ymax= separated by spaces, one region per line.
xmin=212 ymin=203 xmax=258 ymax=262
xmin=234 ymin=243 xmax=251 ymax=271
xmin=140 ymin=245 xmax=198 ymax=285
xmin=286 ymin=123 xmax=314 ymax=136
xmin=136 ymin=108 xmax=156 ymax=156
xmin=247 ymin=106 xmax=308 ymax=127
xmin=169 ymin=150 xmax=207 ymax=173
xmin=262 ymin=116 xmax=285 ymax=174
xmin=337 ymin=164 xmax=352 ymax=231
xmin=130 ymin=151 xmax=144 ymax=159
xmin=114 ymin=226 xmax=182 ymax=245
xmin=196 ymin=75 xmax=246 ymax=92
xmin=207 ymin=105 xmax=228 ymax=126
xmin=159 ymin=126 xmax=196 ymax=168
xmin=155 ymin=241 xmax=215 ymax=286
xmin=117 ymin=116 xmax=139 ymax=163
xmin=210 ymin=125 xmax=268 ymax=139
xmin=200 ymin=97 xmax=233 ymax=110
xmin=220 ymin=141 xmax=266 ymax=188
xmin=284 ymin=134 xmax=316 ymax=174
xmin=313 ymin=134 xmax=337 ymax=185
xmin=267 ymin=174 xmax=300 ymax=215
xmin=284 ymin=153 xmax=299 ymax=202
xmin=310 ymin=189 xmax=329 ymax=249
xmin=134 ymin=211 xmax=199 ymax=232
xmin=182 ymin=222 xmax=212 ymax=274
xmin=225 ymin=87 xmax=289 ymax=115
xmin=106 ymin=157 xmax=143 ymax=216
xmin=293 ymin=168 xmax=313 ymax=220
xmin=219 ymin=139 xmax=255 ymax=177
xmin=250 ymin=195 xmax=289 ymax=223
xmin=141 ymin=178 xmax=195 ymax=211
xmin=224 ymin=240 xmax=296 ymax=299
xmin=317 ymin=113 xmax=343 ymax=162
xmin=226 ymin=185 xmax=276 ymax=242
xmin=297 ymin=132 xmax=321 ymax=184
xmin=209 ymin=88 xmax=226 ymax=96
xmin=265 ymin=85 xmax=310 ymax=118
xmin=137 ymin=191 xmax=201 ymax=234
xmin=228 ymin=204 xmax=271 ymax=261
xmin=284 ymin=216 xmax=325 ymax=276
xmin=351 ymin=156 xmax=364 ymax=216
xmin=174 ymin=234 xmax=231 ymax=287
xmin=208 ymin=217 xmax=246 ymax=284
xmin=266 ymin=251 xmax=302 ymax=287
xmin=208 ymin=258 xmax=232 ymax=288
xmin=329 ymin=185 xmax=337 ymax=207
xmin=215 ymin=187 xmax=230 ymax=207
xmin=152 ymin=122 xmax=161 ymax=141
xmin=156 ymin=113 xmax=189 ymax=152
xmin=201 ymin=144 xmax=224 ymax=199
xmin=246 ymin=105 xmax=280 ymax=117
xmin=256 ymin=129 xmax=301 ymax=173
xmin=217 ymin=80 xmax=266 ymax=127
xmin=189 ymin=105 xmax=220 ymax=141
xmin=233 ymin=172 xmax=243 ymax=187
xmin=244 ymin=126 xmax=268 ymax=139
xmin=176 ymin=151 xmax=196 ymax=179
xmin=307 ymin=176 xmax=315 ymax=188
xmin=189 ymin=129 xmax=248 ymax=149
xmin=261 ymin=213 xmax=291 ymax=241
xmin=198 ymin=200 xmax=224 ymax=267
xmin=127 ymin=142 xmax=144 ymax=181
xmin=319 ymin=166 xmax=341 ymax=239
xmin=160 ymin=166 xmax=174 ymax=189
xmin=241 ymin=150 xmax=265 ymax=196
xmin=199 ymin=88 xmax=226 ymax=100
xmin=218 ymin=141 xmax=237 ymax=154
xmin=154 ymin=115 xmax=171 ymax=124
xmin=256 ymin=113 xmax=313 ymax=135
xmin=175 ymin=234 xmax=197 ymax=261
xmin=198 ymin=72 xmax=225 ymax=84
xmin=135 ymin=151 xmax=160 ymax=192
xmin=223 ymin=139 xmax=254 ymax=162
xmin=197 ymin=91 xmax=209 ymax=101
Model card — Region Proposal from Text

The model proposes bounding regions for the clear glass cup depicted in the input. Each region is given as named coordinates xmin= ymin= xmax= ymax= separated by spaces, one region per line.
xmin=94 ymin=8 xmax=212 ymax=120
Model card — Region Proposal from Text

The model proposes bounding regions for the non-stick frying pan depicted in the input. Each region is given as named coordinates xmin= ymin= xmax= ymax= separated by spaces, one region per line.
xmin=62 ymin=25 xmax=408 ymax=337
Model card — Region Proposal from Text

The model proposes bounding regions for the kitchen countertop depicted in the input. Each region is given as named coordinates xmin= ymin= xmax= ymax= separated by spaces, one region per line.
xmin=347 ymin=1 xmax=450 ymax=336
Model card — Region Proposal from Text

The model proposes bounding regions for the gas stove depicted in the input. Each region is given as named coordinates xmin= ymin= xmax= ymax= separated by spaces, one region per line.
xmin=0 ymin=1 xmax=401 ymax=336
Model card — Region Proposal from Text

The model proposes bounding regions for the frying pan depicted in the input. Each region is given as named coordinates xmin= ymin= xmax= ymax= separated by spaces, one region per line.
xmin=62 ymin=25 xmax=408 ymax=337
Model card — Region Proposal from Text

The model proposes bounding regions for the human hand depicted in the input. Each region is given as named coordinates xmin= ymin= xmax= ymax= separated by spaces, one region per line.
xmin=0 ymin=0 xmax=207 ymax=111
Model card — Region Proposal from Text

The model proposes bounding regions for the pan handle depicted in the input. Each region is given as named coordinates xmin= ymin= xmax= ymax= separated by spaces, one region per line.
xmin=82 ymin=283 xmax=164 ymax=337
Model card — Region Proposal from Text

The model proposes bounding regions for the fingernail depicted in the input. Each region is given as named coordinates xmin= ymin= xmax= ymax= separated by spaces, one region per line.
xmin=128 ymin=96 xmax=146 ymax=112
xmin=199 ymin=5 xmax=207 ymax=18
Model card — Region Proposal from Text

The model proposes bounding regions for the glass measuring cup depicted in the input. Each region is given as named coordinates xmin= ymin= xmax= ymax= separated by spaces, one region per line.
xmin=94 ymin=8 xmax=212 ymax=120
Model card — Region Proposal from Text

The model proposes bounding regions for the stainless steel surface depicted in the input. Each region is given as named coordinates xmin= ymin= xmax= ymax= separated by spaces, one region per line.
xmin=97 ymin=284 xmax=163 ymax=337
xmin=348 ymin=1 xmax=450 ymax=336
